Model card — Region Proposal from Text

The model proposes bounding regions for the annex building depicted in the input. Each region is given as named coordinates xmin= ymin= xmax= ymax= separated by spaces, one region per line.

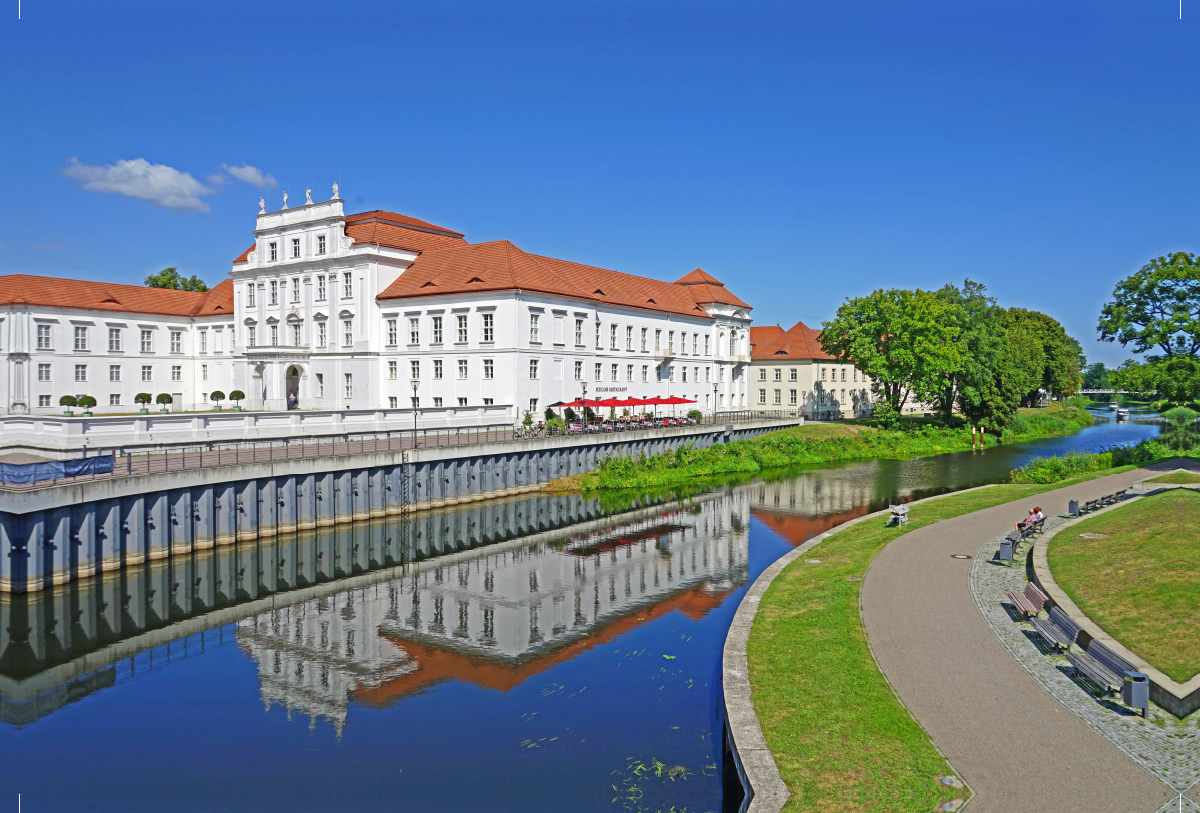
xmin=0 ymin=186 xmax=754 ymax=420
xmin=749 ymin=321 xmax=873 ymax=419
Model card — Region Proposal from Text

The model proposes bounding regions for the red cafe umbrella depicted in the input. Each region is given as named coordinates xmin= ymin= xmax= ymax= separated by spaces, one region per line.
xmin=659 ymin=397 xmax=695 ymax=405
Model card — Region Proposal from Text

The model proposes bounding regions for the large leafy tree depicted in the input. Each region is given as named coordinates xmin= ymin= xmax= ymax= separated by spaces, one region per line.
xmin=820 ymin=288 xmax=963 ymax=412
xmin=1081 ymin=362 xmax=1109 ymax=390
xmin=929 ymin=279 xmax=1005 ymax=426
xmin=1097 ymin=252 xmax=1200 ymax=357
xmin=145 ymin=266 xmax=208 ymax=292
xmin=956 ymin=309 xmax=1043 ymax=438
xmin=1110 ymin=356 xmax=1200 ymax=404
xmin=1004 ymin=308 xmax=1083 ymax=399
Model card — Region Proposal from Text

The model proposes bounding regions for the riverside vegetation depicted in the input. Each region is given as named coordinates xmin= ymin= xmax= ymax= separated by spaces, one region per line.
xmin=549 ymin=402 xmax=1095 ymax=492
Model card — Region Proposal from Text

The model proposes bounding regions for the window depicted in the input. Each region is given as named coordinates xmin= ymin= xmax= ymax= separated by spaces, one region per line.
xmin=705 ymin=334 xmax=710 ymax=355
xmin=432 ymin=315 xmax=443 ymax=343
xmin=317 ymin=321 xmax=327 ymax=348
xmin=342 ymin=272 xmax=353 ymax=299
xmin=37 ymin=325 xmax=51 ymax=349
xmin=668 ymin=365 xmax=675 ymax=382
xmin=729 ymin=331 xmax=737 ymax=354
xmin=759 ymin=389 xmax=766 ymax=404
xmin=344 ymin=373 xmax=353 ymax=398
xmin=291 ymin=278 xmax=300 ymax=302
xmin=841 ymin=368 xmax=847 ymax=381
xmin=821 ymin=367 xmax=826 ymax=381
xmin=108 ymin=328 xmax=121 ymax=352
xmin=693 ymin=334 xmax=698 ymax=355
xmin=457 ymin=314 xmax=468 ymax=342
xmin=389 ymin=361 xmax=398 ymax=380
xmin=626 ymin=326 xmax=633 ymax=350
xmin=171 ymin=365 xmax=182 ymax=382
xmin=640 ymin=327 xmax=648 ymax=352
xmin=483 ymin=398 xmax=494 ymax=405
xmin=682 ymin=367 xmax=688 ymax=383
xmin=595 ymin=322 xmax=601 ymax=348
xmin=705 ymin=366 xmax=711 ymax=383
xmin=291 ymin=238 xmax=300 ymax=259
xmin=482 ymin=313 xmax=494 ymax=342
xmin=610 ymin=324 xmax=617 ymax=350
xmin=109 ymin=365 xmax=120 ymax=382
xmin=575 ymin=318 xmax=584 ymax=345
xmin=74 ymin=327 xmax=88 ymax=351
xmin=611 ymin=364 xmax=618 ymax=381
xmin=317 ymin=275 xmax=326 ymax=300
xmin=791 ymin=368 xmax=798 ymax=381
xmin=269 ymin=242 xmax=277 ymax=261
xmin=656 ymin=366 xmax=662 ymax=382
xmin=529 ymin=313 xmax=540 ymax=342
xmin=110 ymin=394 xmax=121 ymax=406
xmin=433 ymin=359 xmax=444 ymax=379
xmin=458 ymin=397 xmax=467 ymax=407
xmin=853 ymin=369 xmax=858 ymax=382
xmin=247 ymin=284 xmax=256 ymax=307
xmin=170 ymin=331 xmax=182 ymax=353
xmin=654 ymin=329 xmax=661 ymax=350
xmin=411 ymin=396 xmax=419 ymax=408
xmin=317 ymin=235 xmax=326 ymax=255
xmin=411 ymin=360 xmax=420 ymax=379
xmin=387 ymin=319 xmax=398 ymax=346
xmin=627 ymin=364 xmax=634 ymax=381
xmin=270 ymin=325 xmax=278 ymax=346
xmin=529 ymin=398 xmax=538 ymax=414
xmin=484 ymin=359 xmax=494 ymax=379
xmin=774 ymin=368 xmax=782 ymax=381
xmin=75 ymin=364 xmax=87 ymax=382
xmin=719 ymin=366 xmax=725 ymax=382
xmin=642 ymin=365 xmax=648 ymax=382
xmin=38 ymin=363 xmax=50 ymax=381
xmin=248 ymin=326 xmax=256 ymax=347
xmin=39 ymin=395 xmax=50 ymax=408
xmin=759 ymin=369 xmax=766 ymax=381
xmin=433 ymin=396 xmax=443 ymax=408
xmin=774 ymin=389 xmax=782 ymax=405
xmin=594 ymin=363 xmax=602 ymax=381
xmin=291 ymin=324 xmax=301 ymax=346
xmin=529 ymin=359 xmax=540 ymax=379
xmin=389 ymin=396 xmax=398 ymax=408
xmin=199 ymin=330 xmax=207 ymax=354
xmin=790 ymin=389 xmax=798 ymax=405
xmin=201 ymin=364 xmax=208 ymax=380
xmin=457 ymin=359 xmax=468 ymax=380
xmin=343 ymin=319 xmax=353 ymax=346
xmin=270 ymin=281 xmax=278 ymax=304
xmin=574 ymin=360 xmax=583 ymax=380
xmin=668 ymin=330 xmax=675 ymax=352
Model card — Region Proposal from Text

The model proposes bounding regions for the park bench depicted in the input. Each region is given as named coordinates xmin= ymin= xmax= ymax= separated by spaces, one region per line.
xmin=1067 ymin=641 xmax=1137 ymax=696
xmin=1006 ymin=516 xmax=1044 ymax=545
xmin=1031 ymin=605 xmax=1081 ymax=652
xmin=1080 ymin=499 xmax=1101 ymax=514
xmin=888 ymin=504 xmax=909 ymax=527
xmin=1007 ymin=582 xmax=1049 ymax=619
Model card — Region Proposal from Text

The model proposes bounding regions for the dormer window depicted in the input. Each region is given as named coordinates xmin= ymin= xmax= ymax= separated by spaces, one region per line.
xmin=317 ymin=235 xmax=326 ymax=255
xmin=269 ymin=242 xmax=277 ymax=262
xmin=292 ymin=238 xmax=300 ymax=259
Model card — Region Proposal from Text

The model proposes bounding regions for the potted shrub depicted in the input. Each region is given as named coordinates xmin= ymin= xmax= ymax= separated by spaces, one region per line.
xmin=210 ymin=390 xmax=225 ymax=411
xmin=77 ymin=395 xmax=97 ymax=417
xmin=229 ymin=389 xmax=245 ymax=412
xmin=135 ymin=392 xmax=152 ymax=414
xmin=156 ymin=393 xmax=173 ymax=413
xmin=59 ymin=394 xmax=77 ymax=417
xmin=687 ymin=409 xmax=703 ymax=421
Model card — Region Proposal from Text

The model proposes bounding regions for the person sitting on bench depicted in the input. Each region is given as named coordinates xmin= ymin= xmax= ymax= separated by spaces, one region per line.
xmin=1016 ymin=509 xmax=1035 ymax=531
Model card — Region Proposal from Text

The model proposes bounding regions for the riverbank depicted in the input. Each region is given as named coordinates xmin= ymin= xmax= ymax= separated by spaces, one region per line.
xmin=741 ymin=465 xmax=1136 ymax=811
xmin=547 ymin=403 xmax=1095 ymax=492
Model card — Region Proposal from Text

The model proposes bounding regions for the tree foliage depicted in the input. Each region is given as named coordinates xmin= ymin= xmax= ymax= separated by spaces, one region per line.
xmin=144 ymin=266 xmax=209 ymax=292
xmin=1082 ymin=362 xmax=1109 ymax=390
xmin=1110 ymin=356 xmax=1200 ymax=404
xmin=1097 ymin=251 xmax=1200 ymax=357
xmin=930 ymin=279 xmax=1004 ymax=426
xmin=1004 ymin=308 xmax=1083 ymax=399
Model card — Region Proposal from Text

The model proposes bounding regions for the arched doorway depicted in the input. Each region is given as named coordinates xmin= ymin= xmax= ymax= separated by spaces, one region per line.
xmin=286 ymin=365 xmax=301 ymax=409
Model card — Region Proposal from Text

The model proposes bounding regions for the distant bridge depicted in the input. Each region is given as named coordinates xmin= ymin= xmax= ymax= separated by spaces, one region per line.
xmin=1079 ymin=389 xmax=1130 ymax=395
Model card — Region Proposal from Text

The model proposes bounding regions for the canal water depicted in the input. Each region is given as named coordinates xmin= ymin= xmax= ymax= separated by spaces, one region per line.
xmin=0 ymin=412 xmax=1161 ymax=813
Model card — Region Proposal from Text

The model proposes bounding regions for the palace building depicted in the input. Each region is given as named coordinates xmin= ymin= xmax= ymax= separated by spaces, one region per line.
xmin=1 ymin=186 xmax=754 ymax=419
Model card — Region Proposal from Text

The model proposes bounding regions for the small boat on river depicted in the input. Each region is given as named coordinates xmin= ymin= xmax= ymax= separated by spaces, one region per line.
xmin=1109 ymin=402 xmax=1119 ymax=410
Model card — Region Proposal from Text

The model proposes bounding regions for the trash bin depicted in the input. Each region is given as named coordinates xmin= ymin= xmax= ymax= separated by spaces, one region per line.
xmin=998 ymin=539 xmax=1013 ymax=565
xmin=1122 ymin=671 xmax=1149 ymax=718
xmin=1068 ymin=499 xmax=1080 ymax=517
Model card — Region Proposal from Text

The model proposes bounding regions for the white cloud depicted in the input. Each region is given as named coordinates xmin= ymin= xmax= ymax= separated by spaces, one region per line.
xmin=221 ymin=163 xmax=277 ymax=189
xmin=63 ymin=157 xmax=214 ymax=212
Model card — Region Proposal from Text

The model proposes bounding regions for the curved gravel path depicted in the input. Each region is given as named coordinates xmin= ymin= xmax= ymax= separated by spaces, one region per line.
xmin=860 ymin=468 xmax=1173 ymax=813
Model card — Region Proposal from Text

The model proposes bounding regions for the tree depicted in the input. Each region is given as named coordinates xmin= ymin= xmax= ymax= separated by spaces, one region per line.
xmin=144 ymin=266 xmax=208 ymax=292
xmin=77 ymin=395 xmax=97 ymax=412
xmin=229 ymin=389 xmax=245 ymax=407
xmin=1111 ymin=357 xmax=1200 ymax=404
xmin=156 ymin=393 xmax=173 ymax=409
xmin=134 ymin=392 xmax=152 ymax=406
xmin=59 ymin=395 xmax=77 ymax=408
xmin=956 ymin=311 xmax=1043 ymax=442
xmin=820 ymin=288 xmax=963 ymax=413
xmin=210 ymin=390 xmax=225 ymax=406
xmin=1097 ymin=252 xmax=1200 ymax=357
xmin=1004 ymin=308 xmax=1083 ymax=399
xmin=930 ymin=279 xmax=1005 ymax=426
xmin=1082 ymin=362 xmax=1109 ymax=390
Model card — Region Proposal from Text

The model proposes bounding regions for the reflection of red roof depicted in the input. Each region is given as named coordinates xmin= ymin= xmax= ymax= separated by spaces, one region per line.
xmin=750 ymin=320 xmax=834 ymax=361
xmin=0 ymin=275 xmax=234 ymax=319
xmin=353 ymin=584 xmax=731 ymax=709
xmin=751 ymin=505 xmax=871 ymax=546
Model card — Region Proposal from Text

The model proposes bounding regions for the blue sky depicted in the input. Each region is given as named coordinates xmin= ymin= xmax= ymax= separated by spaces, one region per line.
xmin=1 ymin=0 xmax=1196 ymax=366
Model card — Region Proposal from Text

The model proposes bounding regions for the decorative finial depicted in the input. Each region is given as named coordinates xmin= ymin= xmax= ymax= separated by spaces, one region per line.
xmin=282 ymin=191 xmax=289 ymax=209
xmin=305 ymin=186 xmax=313 ymax=205
xmin=332 ymin=182 xmax=339 ymax=200
xmin=259 ymin=197 xmax=266 ymax=214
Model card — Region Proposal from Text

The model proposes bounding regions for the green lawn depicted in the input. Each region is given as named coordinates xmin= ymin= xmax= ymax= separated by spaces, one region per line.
xmin=1147 ymin=471 xmax=1200 ymax=485
xmin=1047 ymin=489 xmax=1200 ymax=683
xmin=747 ymin=467 xmax=1136 ymax=811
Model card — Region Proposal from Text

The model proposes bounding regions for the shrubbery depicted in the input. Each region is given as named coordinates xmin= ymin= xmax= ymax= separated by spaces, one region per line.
xmin=1009 ymin=451 xmax=1112 ymax=484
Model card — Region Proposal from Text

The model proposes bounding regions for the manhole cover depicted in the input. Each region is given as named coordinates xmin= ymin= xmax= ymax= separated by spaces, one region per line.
xmin=805 ymin=559 xmax=822 ymax=564
xmin=950 ymin=554 xmax=972 ymax=560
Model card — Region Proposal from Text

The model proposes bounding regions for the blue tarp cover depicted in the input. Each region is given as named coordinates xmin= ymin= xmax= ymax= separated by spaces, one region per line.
xmin=0 ymin=455 xmax=115 ymax=484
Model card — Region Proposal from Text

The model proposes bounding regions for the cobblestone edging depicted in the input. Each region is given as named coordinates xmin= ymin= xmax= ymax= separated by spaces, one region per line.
xmin=968 ymin=518 xmax=1200 ymax=808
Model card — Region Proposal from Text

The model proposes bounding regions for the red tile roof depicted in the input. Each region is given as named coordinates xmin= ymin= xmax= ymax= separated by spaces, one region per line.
xmin=376 ymin=240 xmax=742 ymax=319
xmin=751 ymin=320 xmax=834 ymax=360
xmin=232 ymin=210 xmax=466 ymax=263
xmin=233 ymin=245 xmax=253 ymax=264
xmin=344 ymin=210 xmax=464 ymax=238
xmin=0 ymin=275 xmax=235 ymax=319
xmin=672 ymin=268 xmax=750 ymax=308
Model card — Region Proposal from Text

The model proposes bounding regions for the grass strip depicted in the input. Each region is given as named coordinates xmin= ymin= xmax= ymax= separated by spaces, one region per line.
xmin=746 ymin=466 xmax=1135 ymax=811
xmin=1147 ymin=471 xmax=1200 ymax=484
xmin=1048 ymin=489 xmax=1200 ymax=683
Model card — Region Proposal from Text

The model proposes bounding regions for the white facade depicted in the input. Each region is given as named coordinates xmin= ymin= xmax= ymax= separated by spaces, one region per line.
xmin=749 ymin=358 xmax=873 ymax=419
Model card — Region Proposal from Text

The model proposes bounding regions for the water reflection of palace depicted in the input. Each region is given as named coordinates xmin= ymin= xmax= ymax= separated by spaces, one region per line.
xmin=236 ymin=491 xmax=749 ymax=734
xmin=746 ymin=467 xmax=884 ymax=544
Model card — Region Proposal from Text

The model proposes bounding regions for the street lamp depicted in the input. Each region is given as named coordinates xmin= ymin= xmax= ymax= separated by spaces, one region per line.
xmin=580 ymin=381 xmax=587 ymax=425
xmin=713 ymin=383 xmax=718 ymax=423
xmin=410 ymin=379 xmax=420 ymax=448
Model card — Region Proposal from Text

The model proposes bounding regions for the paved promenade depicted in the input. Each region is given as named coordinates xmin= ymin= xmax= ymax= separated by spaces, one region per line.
xmin=861 ymin=467 xmax=1177 ymax=813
